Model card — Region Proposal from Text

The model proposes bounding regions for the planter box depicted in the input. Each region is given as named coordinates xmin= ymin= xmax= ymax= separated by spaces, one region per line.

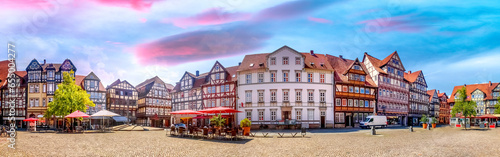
xmin=490 ymin=125 xmax=496 ymax=128
xmin=455 ymin=124 xmax=461 ymax=128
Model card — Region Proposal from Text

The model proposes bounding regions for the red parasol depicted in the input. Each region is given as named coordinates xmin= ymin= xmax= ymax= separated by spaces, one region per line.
xmin=199 ymin=107 xmax=241 ymax=114
xmin=170 ymin=110 xmax=203 ymax=115
xmin=65 ymin=110 xmax=90 ymax=118
xmin=477 ymin=114 xmax=497 ymax=119
xmin=23 ymin=118 xmax=39 ymax=122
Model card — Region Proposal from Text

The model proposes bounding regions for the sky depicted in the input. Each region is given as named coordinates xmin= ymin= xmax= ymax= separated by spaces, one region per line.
xmin=1 ymin=0 xmax=499 ymax=95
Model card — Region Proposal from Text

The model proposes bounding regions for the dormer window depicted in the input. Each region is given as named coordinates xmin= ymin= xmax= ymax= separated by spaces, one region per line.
xmin=353 ymin=65 xmax=361 ymax=70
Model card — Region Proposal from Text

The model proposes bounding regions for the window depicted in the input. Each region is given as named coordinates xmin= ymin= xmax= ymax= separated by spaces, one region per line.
xmin=207 ymin=87 xmax=211 ymax=94
xmin=355 ymin=87 xmax=359 ymax=93
xmin=320 ymin=74 xmax=325 ymax=83
xmin=255 ymin=90 xmax=264 ymax=102
xmin=216 ymin=73 xmax=220 ymax=80
xmin=360 ymin=88 xmax=365 ymax=94
xmin=220 ymin=85 xmax=225 ymax=92
xmin=308 ymin=109 xmax=314 ymax=120
xmin=283 ymin=71 xmax=289 ymax=82
xmin=308 ymin=90 xmax=314 ymax=102
xmin=295 ymin=71 xmax=301 ymax=82
xmin=296 ymin=90 xmax=302 ymax=101
xmin=353 ymin=65 xmax=361 ymax=70
xmin=335 ymin=113 xmax=345 ymax=123
xmin=35 ymin=99 xmax=39 ymax=107
xmin=295 ymin=57 xmax=301 ymax=65
xmin=320 ymin=90 xmax=325 ymax=102
xmin=270 ymin=71 xmax=276 ymax=82
xmin=245 ymin=91 xmax=252 ymax=103
xmin=246 ymin=74 xmax=252 ymax=84
xmin=270 ymin=57 xmax=276 ymax=65
xmin=258 ymin=73 xmax=264 ymax=83
xmin=343 ymin=86 xmax=348 ymax=92
xmin=283 ymin=57 xmax=289 ymax=65
xmin=354 ymin=99 xmax=358 ymax=107
xmin=342 ymin=99 xmax=347 ymax=106
xmin=360 ymin=75 xmax=365 ymax=82
xmin=348 ymin=99 xmax=353 ymax=107
xmin=349 ymin=86 xmax=353 ymax=93
xmin=212 ymin=86 xmax=216 ymax=93
xmin=30 ymin=99 xmax=34 ymax=107
xmin=225 ymin=85 xmax=230 ymax=92
xmin=258 ymin=110 xmax=264 ymax=121
xmin=270 ymin=90 xmax=277 ymax=102
xmin=246 ymin=110 xmax=252 ymax=120
xmin=43 ymin=84 xmax=46 ymax=93
xmin=336 ymin=98 xmax=341 ymax=106
xmin=271 ymin=110 xmax=277 ymax=121
xmin=30 ymin=85 xmax=34 ymax=93
xmin=307 ymin=73 xmax=313 ymax=82
xmin=296 ymin=109 xmax=302 ymax=120
xmin=359 ymin=100 xmax=364 ymax=108
xmin=283 ymin=90 xmax=289 ymax=101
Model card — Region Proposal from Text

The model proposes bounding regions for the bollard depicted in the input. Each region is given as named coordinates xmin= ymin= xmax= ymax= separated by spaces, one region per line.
xmin=409 ymin=126 xmax=413 ymax=132
xmin=427 ymin=123 xmax=431 ymax=130
xmin=371 ymin=126 xmax=376 ymax=135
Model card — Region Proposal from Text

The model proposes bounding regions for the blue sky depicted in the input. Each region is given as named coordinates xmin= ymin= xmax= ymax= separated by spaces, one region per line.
xmin=1 ymin=0 xmax=499 ymax=95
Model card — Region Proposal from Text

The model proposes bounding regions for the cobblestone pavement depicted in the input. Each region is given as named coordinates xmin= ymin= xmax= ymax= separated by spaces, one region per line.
xmin=1 ymin=126 xmax=498 ymax=157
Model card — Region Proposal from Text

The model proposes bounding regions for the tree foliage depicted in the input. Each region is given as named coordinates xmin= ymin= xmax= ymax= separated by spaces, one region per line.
xmin=494 ymin=97 xmax=500 ymax=114
xmin=45 ymin=70 xmax=95 ymax=118
xmin=451 ymin=86 xmax=477 ymax=119
xmin=210 ymin=114 xmax=226 ymax=127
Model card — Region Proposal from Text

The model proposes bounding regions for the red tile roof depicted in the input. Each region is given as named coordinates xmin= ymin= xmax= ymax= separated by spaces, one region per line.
xmin=427 ymin=89 xmax=436 ymax=102
xmin=302 ymin=53 xmax=334 ymax=71
xmin=237 ymin=53 xmax=269 ymax=71
xmin=0 ymin=60 xmax=10 ymax=88
xmin=363 ymin=53 xmax=387 ymax=74
xmin=326 ymin=55 xmax=377 ymax=87
xmin=380 ymin=51 xmax=397 ymax=67
xmin=449 ymin=82 xmax=500 ymax=102
xmin=225 ymin=66 xmax=239 ymax=82
xmin=75 ymin=75 xmax=86 ymax=86
xmin=404 ymin=70 xmax=422 ymax=83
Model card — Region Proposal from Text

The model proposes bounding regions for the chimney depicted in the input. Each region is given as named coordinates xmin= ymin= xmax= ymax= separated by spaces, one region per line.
xmin=238 ymin=62 xmax=241 ymax=66
xmin=43 ymin=59 xmax=46 ymax=65
xmin=408 ymin=71 xmax=411 ymax=74
xmin=339 ymin=55 xmax=343 ymax=59
xmin=310 ymin=50 xmax=314 ymax=55
xmin=438 ymin=90 xmax=440 ymax=94
xmin=196 ymin=70 xmax=199 ymax=76
xmin=464 ymin=84 xmax=466 ymax=87
xmin=489 ymin=81 xmax=492 ymax=86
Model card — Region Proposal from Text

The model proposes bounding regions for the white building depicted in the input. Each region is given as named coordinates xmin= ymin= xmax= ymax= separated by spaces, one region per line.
xmin=236 ymin=46 xmax=334 ymax=129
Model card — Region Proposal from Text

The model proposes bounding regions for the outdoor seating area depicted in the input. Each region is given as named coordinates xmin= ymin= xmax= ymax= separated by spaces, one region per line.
xmin=168 ymin=126 xmax=244 ymax=141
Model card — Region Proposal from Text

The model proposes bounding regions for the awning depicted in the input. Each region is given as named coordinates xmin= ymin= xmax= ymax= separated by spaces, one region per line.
xmin=112 ymin=116 xmax=130 ymax=122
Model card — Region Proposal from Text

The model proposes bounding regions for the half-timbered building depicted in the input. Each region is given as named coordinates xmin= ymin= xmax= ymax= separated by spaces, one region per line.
xmin=427 ymin=90 xmax=440 ymax=119
xmin=404 ymin=70 xmax=429 ymax=126
xmin=201 ymin=62 xmax=238 ymax=127
xmin=25 ymin=59 xmax=77 ymax=127
xmin=449 ymin=82 xmax=500 ymax=116
xmin=81 ymin=72 xmax=106 ymax=115
xmin=136 ymin=76 xmax=172 ymax=127
xmin=237 ymin=46 xmax=335 ymax=129
xmin=106 ymin=79 xmax=138 ymax=123
xmin=327 ymin=55 xmax=377 ymax=128
xmin=437 ymin=91 xmax=450 ymax=124
xmin=363 ymin=52 xmax=409 ymax=126
xmin=171 ymin=71 xmax=206 ymax=125
xmin=0 ymin=70 xmax=28 ymax=128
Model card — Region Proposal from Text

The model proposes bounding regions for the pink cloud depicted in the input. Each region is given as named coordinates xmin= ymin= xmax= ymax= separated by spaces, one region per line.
xmin=166 ymin=8 xmax=251 ymax=28
xmin=139 ymin=18 xmax=147 ymax=23
xmin=356 ymin=14 xmax=432 ymax=33
xmin=307 ymin=16 xmax=332 ymax=24
xmin=0 ymin=0 xmax=55 ymax=9
xmin=133 ymin=26 xmax=270 ymax=66
xmin=94 ymin=0 xmax=161 ymax=12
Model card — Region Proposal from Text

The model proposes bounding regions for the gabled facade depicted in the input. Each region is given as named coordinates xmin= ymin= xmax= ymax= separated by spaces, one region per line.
xmin=363 ymin=52 xmax=409 ymax=126
xmin=449 ymin=82 xmax=500 ymax=115
xmin=81 ymin=72 xmax=106 ymax=115
xmin=106 ymin=79 xmax=138 ymax=123
xmin=25 ymin=59 xmax=76 ymax=127
xmin=0 ymin=68 xmax=28 ymax=128
xmin=437 ymin=91 xmax=450 ymax=124
xmin=201 ymin=61 xmax=238 ymax=126
xmin=172 ymin=71 xmax=205 ymax=112
xmin=404 ymin=70 xmax=429 ymax=126
xmin=427 ymin=89 xmax=439 ymax=118
xmin=136 ymin=76 xmax=172 ymax=127
xmin=327 ymin=56 xmax=377 ymax=128
xmin=237 ymin=46 xmax=335 ymax=129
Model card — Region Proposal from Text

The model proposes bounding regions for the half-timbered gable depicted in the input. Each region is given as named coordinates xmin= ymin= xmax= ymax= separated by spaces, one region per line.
xmin=172 ymin=71 xmax=207 ymax=112
xmin=136 ymin=76 xmax=171 ymax=127
xmin=404 ymin=70 xmax=429 ymax=125
xmin=26 ymin=59 xmax=43 ymax=83
xmin=106 ymin=79 xmax=138 ymax=122
xmin=180 ymin=72 xmax=195 ymax=91
xmin=82 ymin=72 xmax=106 ymax=115
xmin=202 ymin=61 xmax=238 ymax=109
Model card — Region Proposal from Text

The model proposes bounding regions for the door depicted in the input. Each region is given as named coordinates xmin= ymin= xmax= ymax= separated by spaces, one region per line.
xmin=320 ymin=116 xmax=325 ymax=128
xmin=346 ymin=115 xmax=352 ymax=127
xmin=282 ymin=111 xmax=290 ymax=120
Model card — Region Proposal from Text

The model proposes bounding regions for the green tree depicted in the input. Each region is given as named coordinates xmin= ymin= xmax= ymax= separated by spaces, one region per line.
xmin=451 ymin=87 xmax=477 ymax=129
xmin=45 ymin=70 xmax=95 ymax=120
xmin=494 ymin=97 xmax=500 ymax=114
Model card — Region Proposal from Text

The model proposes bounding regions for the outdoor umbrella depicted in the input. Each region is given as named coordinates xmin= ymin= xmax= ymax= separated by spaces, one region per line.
xmin=65 ymin=110 xmax=90 ymax=132
xmin=170 ymin=110 xmax=203 ymax=115
xmin=91 ymin=110 xmax=120 ymax=131
xmin=23 ymin=118 xmax=39 ymax=131
xmin=198 ymin=107 xmax=241 ymax=127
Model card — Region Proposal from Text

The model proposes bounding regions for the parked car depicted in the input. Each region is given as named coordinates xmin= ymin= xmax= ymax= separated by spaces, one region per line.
xmin=360 ymin=116 xmax=387 ymax=129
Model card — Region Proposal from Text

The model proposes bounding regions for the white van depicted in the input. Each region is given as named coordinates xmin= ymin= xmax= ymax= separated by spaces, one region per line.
xmin=359 ymin=116 xmax=387 ymax=129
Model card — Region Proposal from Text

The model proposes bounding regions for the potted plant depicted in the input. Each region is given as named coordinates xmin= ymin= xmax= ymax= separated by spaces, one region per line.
xmin=210 ymin=115 xmax=226 ymax=130
xmin=420 ymin=114 xmax=428 ymax=129
xmin=240 ymin=118 xmax=252 ymax=136
xmin=431 ymin=117 xmax=438 ymax=128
